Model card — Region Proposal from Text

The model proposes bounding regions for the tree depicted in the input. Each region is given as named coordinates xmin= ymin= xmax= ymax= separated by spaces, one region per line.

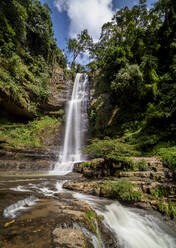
xmin=67 ymin=29 xmax=92 ymax=67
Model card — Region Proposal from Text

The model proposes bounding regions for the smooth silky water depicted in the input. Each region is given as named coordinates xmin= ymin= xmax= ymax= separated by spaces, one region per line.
xmin=1 ymin=74 xmax=176 ymax=247
xmin=50 ymin=73 xmax=89 ymax=175
xmin=1 ymin=178 xmax=176 ymax=248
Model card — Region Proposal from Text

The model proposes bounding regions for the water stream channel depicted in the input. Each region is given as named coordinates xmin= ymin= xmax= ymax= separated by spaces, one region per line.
xmin=0 ymin=175 xmax=176 ymax=247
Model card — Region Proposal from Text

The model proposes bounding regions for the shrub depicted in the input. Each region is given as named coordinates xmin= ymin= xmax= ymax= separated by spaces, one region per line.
xmin=137 ymin=159 xmax=149 ymax=171
xmin=123 ymin=159 xmax=149 ymax=171
xmin=157 ymin=201 xmax=176 ymax=219
xmin=84 ymin=137 xmax=140 ymax=162
xmin=156 ymin=146 xmax=176 ymax=173
xmin=0 ymin=116 xmax=59 ymax=148
xmin=105 ymin=179 xmax=142 ymax=202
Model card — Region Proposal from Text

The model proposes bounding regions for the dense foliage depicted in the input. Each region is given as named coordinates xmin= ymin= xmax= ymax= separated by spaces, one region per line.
xmin=84 ymin=137 xmax=140 ymax=161
xmin=0 ymin=0 xmax=66 ymax=118
xmin=0 ymin=0 xmax=66 ymax=65
xmin=84 ymin=0 xmax=176 ymax=167
xmin=0 ymin=116 xmax=60 ymax=147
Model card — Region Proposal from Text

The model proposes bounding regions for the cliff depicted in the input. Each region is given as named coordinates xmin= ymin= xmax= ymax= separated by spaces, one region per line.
xmin=0 ymin=64 xmax=73 ymax=174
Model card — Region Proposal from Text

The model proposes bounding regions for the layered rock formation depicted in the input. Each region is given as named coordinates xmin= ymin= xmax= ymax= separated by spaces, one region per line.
xmin=64 ymin=157 xmax=176 ymax=218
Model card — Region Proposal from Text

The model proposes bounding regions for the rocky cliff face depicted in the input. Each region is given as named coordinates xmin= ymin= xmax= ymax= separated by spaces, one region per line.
xmin=40 ymin=65 xmax=72 ymax=114
xmin=0 ymin=65 xmax=73 ymax=173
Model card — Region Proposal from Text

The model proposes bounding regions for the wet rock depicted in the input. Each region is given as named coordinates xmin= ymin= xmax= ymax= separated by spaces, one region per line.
xmin=0 ymin=147 xmax=57 ymax=172
xmin=0 ymin=192 xmax=118 ymax=248
xmin=64 ymin=180 xmax=103 ymax=196
xmin=53 ymin=228 xmax=88 ymax=248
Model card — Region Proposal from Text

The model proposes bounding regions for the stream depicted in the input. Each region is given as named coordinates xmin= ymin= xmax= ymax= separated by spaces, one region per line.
xmin=0 ymin=174 xmax=176 ymax=248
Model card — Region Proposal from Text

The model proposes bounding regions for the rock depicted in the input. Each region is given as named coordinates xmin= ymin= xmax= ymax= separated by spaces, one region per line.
xmin=0 ymin=65 xmax=72 ymax=120
xmin=63 ymin=180 xmax=103 ymax=196
xmin=0 ymin=146 xmax=57 ymax=173
xmin=53 ymin=228 xmax=88 ymax=248
xmin=40 ymin=65 xmax=71 ymax=112
xmin=0 ymin=65 xmax=71 ymax=173
xmin=74 ymin=158 xmax=113 ymax=178
xmin=0 ymin=193 xmax=118 ymax=248
xmin=0 ymin=116 xmax=63 ymax=173
xmin=131 ymin=157 xmax=164 ymax=172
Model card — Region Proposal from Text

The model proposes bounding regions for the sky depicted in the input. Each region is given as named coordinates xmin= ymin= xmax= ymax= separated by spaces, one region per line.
xmin=40 ymin=0 xmax=157 ymax=64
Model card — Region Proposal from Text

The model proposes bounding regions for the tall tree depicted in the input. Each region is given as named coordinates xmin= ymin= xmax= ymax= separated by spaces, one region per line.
xmin=67 ymin=29 xmax=92 ymax=67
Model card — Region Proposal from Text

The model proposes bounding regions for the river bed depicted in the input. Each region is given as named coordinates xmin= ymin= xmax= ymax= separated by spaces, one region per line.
xmin=0 ymin=173 xmax=176 ymax=248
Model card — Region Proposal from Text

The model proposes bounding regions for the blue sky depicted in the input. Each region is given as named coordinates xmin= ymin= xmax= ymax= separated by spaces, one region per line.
xmin=40 ymin=0 xmax=157 ymax=63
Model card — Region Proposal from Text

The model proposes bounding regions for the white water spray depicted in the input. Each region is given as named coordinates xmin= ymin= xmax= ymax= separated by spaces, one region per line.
xmin=51 ymin=73 xmax=89 ymax=175
xmin=103 ymin=202 xmax=176 ymax=248
xmin=72 ymin=193 xmax=176 ymax=248
xmin=3 ymin=196 xmax=38 ymax=219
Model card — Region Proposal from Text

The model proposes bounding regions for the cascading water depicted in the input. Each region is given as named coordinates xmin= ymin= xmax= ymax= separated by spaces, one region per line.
xmin=51 ymin=73 xmax=89 ymax=175
xmin=73 ymin=192 xmax=176 ymax=248
xmin=103 ymin=202 xmax=176 ymax=248
xmin=3 ymin=179 xmax=176 ymax=247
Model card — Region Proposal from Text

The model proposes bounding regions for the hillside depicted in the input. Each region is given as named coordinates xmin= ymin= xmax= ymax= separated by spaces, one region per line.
xmin=0 ymin=0 xmax=73 ymax=171
xmin=86 ymin=0 xmax=176 ymax=174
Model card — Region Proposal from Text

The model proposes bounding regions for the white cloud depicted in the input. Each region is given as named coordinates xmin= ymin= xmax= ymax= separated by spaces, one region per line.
xmin=54 ymin=0 xmax=114 ymax=41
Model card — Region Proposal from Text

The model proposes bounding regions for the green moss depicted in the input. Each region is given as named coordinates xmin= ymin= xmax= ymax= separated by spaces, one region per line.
xmin=155 ymin=146 xmax=176 ymax=173
xmin=97 ymin=215 xmax=104 ymax=221
xmin=80 ymin=162 xmax=90 ymax=168
xmin=84 ymin=211 xmax=97 ymax=235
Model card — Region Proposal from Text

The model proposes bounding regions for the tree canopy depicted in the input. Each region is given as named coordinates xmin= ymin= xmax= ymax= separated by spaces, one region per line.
xmin=86 ymin=0 xmax=176 ymax=151
xmin=67 ymin=29 xmax=93 ymax=67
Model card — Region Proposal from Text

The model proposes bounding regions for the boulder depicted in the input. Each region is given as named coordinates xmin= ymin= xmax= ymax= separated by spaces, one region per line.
xmin=53 ymin=228 xmax=88 ymax=248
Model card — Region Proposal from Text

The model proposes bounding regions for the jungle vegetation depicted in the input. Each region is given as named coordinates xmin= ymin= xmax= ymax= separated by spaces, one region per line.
xmin=0 ymin=0 xmax=66 ymax=147
xmin=75 ymin=0 xmax=176 ymax=172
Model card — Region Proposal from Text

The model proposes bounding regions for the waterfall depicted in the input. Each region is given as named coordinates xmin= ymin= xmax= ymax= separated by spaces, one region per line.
xmin=51 ymin=73 xmax=89 ymax=175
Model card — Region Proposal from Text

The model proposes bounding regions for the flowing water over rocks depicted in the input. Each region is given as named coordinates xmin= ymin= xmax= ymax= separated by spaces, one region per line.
xmin=0 ymin=174 xmax=176 ymax=248
xmin=0 ymin=174 xmax=117 ymax=248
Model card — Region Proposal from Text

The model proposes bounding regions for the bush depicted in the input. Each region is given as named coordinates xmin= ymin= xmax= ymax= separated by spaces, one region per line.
xmin=157 ymin=201 xmax=176 ymax=219
xmin=105 ymin=179 xmax=142 ymax=202
xmin=0 ymin=116 xmax=59 ymax=147
xmin=84 ymin=137 xmax=141 ymax=162
xmin=123 ymin=159 xmax=149 ymax=171
xmin=156 ymin=146 xmax=176 ymax=173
